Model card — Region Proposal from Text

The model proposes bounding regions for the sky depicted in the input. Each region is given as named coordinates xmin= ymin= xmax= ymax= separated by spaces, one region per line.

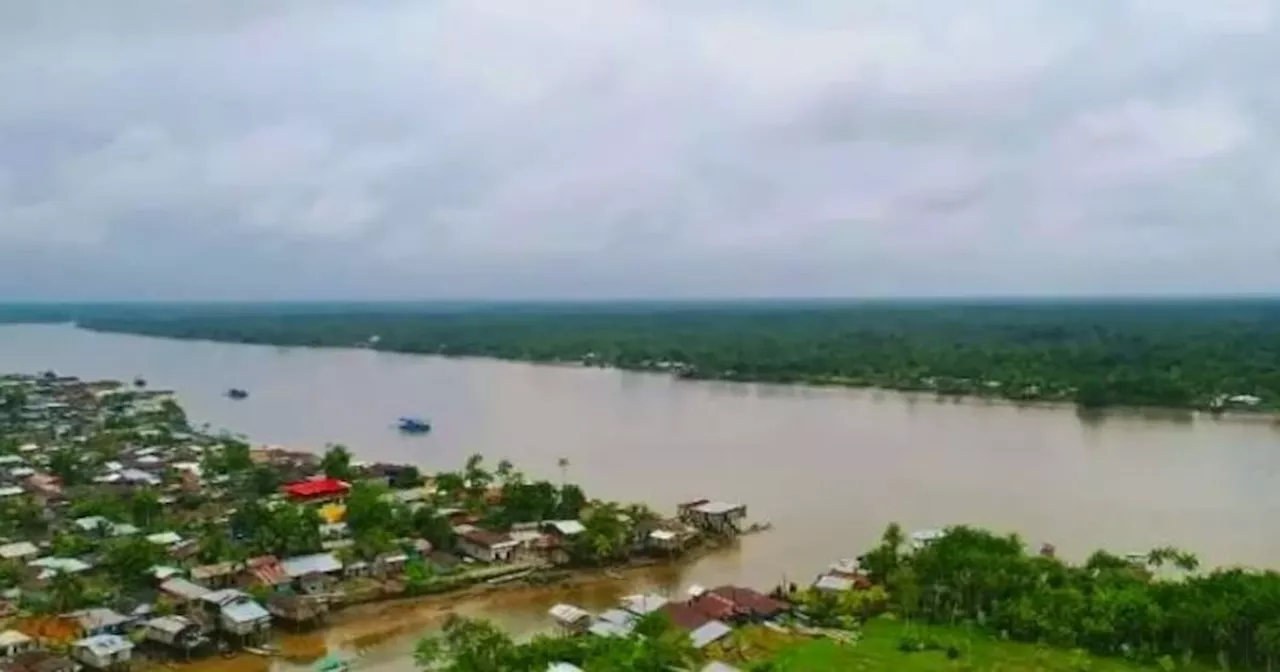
xmin=1 ymin=0 xmax=1278 ymax=300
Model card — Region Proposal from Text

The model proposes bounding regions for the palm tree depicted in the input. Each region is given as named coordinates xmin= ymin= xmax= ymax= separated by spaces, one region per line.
xmin=495 ymin=459 xmax=520 ymax=485
xmin=882 ymin=522 xmax=905 ymax=553
xmin=321 ymin=444 xmax=354 ymax=480
xmin=624 ymin=503 xmax=659 ymax=525
xmin=48 ymin=570 xmax=86 ymax=612
xmin=1172 ymin=550 xmax=1200 ymax=573
xmin=557 ymin=457 xmax=570 ymax=485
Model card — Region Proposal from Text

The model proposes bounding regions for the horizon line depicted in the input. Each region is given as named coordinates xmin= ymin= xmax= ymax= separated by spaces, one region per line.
xmin=3 ymin=294 xmax=1280 ymax=307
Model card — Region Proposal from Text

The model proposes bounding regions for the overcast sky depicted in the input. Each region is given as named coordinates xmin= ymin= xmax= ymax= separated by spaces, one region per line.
xmin=1 ymin=0 xmax=1278 ymax=300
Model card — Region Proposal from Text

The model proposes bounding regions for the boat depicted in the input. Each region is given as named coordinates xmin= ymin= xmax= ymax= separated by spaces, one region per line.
xmin=397 ymin=417 xmax=431 ymax=434
xmin=226 ymin=388 xmax=249 ymax=400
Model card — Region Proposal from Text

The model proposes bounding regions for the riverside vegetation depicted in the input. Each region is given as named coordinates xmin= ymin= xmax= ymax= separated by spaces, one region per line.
xmin=412 ymin=525 xmax=1280 ymax=671
xmin=4 ymin=299 xmax=1278 ymax=412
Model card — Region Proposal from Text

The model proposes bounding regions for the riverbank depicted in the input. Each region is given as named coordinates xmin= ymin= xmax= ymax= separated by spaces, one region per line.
xmin=9 ymin=323 xmax=1280 ymax=667
xmin=69 ymin=320 xmax=1280 ymax=424
xmin=405 ymin=524 xmax=1280 ymax=671
xmin=1 ymin=369 xmax=756 ymax=672
xmin=144 ymin=559 xmax=692 ymax=672
xmin=32 ymin=299 xmax=1278 ymax=414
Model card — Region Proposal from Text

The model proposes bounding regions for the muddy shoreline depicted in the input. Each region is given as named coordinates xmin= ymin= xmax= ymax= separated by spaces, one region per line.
xmin=149 ymin=547 xmax=727 ymax=672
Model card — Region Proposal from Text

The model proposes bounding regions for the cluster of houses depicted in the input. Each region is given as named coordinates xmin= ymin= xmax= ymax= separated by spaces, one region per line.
xmin=1 ymin=372 xmax=761 ymax=670
xmin=547 ymin=584 xmax=789 ymax=672
xmin=0 ymin=375 xmax=378 ymax=668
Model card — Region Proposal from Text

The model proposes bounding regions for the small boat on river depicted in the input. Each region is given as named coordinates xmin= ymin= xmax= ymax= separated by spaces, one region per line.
xmin=226 ymin=388 xmax=249 ymax=400
xmin=398 ymin=417 xmax=431 ymax=434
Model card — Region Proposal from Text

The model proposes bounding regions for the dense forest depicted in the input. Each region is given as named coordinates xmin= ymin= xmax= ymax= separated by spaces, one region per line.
xmin=859 ymin=524 xmax=1280 ymax=671
xmin=6 ymin=299 xmax=1280 ymax=411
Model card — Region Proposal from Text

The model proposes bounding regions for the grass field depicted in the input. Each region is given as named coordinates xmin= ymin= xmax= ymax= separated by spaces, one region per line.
xmin=712 ymin=618 xmax=1208 ymax=671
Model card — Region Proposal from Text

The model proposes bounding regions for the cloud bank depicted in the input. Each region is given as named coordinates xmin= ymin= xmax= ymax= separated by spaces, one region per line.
xmin=0 ymin=0 xmax=1277 ymax=299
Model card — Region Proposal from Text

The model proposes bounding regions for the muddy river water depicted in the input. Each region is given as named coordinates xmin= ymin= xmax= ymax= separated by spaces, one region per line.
xmin=2 ymin=323 xmax=1279 ymax=670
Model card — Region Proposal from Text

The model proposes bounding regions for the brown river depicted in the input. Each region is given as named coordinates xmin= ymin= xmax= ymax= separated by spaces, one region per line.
xmin=2 ymin=323 xmax=1280 ymax=670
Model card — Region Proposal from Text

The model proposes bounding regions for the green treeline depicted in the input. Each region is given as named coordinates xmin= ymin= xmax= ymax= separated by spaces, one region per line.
xmin=54 ymin=299 xmax=1280 ymax=411
xmin=861 ymin=525 xmax=1280 ymax=670
xmin=407 ymin=525 xmax=1280 ymax=670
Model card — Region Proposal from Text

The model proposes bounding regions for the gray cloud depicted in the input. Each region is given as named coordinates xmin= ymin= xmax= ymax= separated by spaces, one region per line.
xmin=1 ymin=0 xmax=1278 ymax=300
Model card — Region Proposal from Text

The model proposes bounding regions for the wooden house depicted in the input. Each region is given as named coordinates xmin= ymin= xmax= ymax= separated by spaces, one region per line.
xmin=143 ymin=616 xmax=206 ymax=657
xmin=70 ymin=635 xmax=132 ymax=670
xmin=677 ymin=500 xmax=747 ymax=535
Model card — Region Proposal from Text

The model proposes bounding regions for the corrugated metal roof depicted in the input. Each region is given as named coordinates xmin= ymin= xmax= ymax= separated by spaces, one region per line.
xmin=191 ymin=562 xmax=237 ymax=580
xmin=160 ymin=578 xmax=211 ymax=601
xmin=0 ymin=541 xmax=39 ymax=559
xmin=145 ymin=616 xmax=193 ymax=635
xmin=548 ymin=603 xmax=590 ymax=625
xmin=813 ymin=574 xmax=855 ymax=592
xmin=0 ymin=630 xmax=32 ymax=647
xmin=221 ymin=600 xmax=270 ymax=625
xmin=620 ymin=593 xmax=668 ymax=615
xmin=69 ymin=608 xmax=130 ymax=632
xmin=587 ymin=620 xmax=632 ymax=638
xmin=151 ymin=565 xmax=183 ymax=580
xmin=548 ymin=520 xmax=586 ymax=536
xmin=689 ymin=620 xmax=733 ymax=649
xmin=201 ymin=589 xmax=251 ymax=607
xmin=281 ymin=553 xmax=343 ymax=578
xmin=146 ymin=532 xmax=184 ymax=546
xmin=251 ymin=561 xmax=289 ymax=586
xmin=74 ymin=634 xmax=133 ymax=656
xmin=29 ymin=557 xmax=91 ymax=573
xmin=596 ymin=609 xmax=636 ymax=628
xmin=692 ymin=501 xmax=743 ymax=515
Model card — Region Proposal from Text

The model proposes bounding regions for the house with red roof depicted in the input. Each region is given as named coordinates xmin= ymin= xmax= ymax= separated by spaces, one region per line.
xmin=281 ymin=478 xmax=350 ymax=503
xmin=707 ymin=585 xmax=788 ymax=621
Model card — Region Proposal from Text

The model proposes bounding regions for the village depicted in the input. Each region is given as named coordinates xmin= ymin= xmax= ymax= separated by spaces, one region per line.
xmin=0 ymin=371 xmax=771 ymax=672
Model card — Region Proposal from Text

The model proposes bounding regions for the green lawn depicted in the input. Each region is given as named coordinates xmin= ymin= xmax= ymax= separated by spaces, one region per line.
xmin=761 ymin=619 xmax=1208 ymax=672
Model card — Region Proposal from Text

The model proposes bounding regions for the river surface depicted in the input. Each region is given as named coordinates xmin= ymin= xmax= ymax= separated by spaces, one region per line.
xmin=3 ymin=323 xmax=1280 ymax=669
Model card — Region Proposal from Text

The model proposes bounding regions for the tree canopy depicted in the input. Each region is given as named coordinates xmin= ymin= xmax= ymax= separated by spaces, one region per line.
xmin=414 ymin=612 xmax=696 ymax=671
xmin=862 ymin=524 xmax=1280 ymax=671
xmin=70 ymin=300 xmax=1280 ymax=411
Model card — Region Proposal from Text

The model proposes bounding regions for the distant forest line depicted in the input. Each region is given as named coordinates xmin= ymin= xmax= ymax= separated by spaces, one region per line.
xmin=4 ymin=299 xmax=1280 ymax=411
